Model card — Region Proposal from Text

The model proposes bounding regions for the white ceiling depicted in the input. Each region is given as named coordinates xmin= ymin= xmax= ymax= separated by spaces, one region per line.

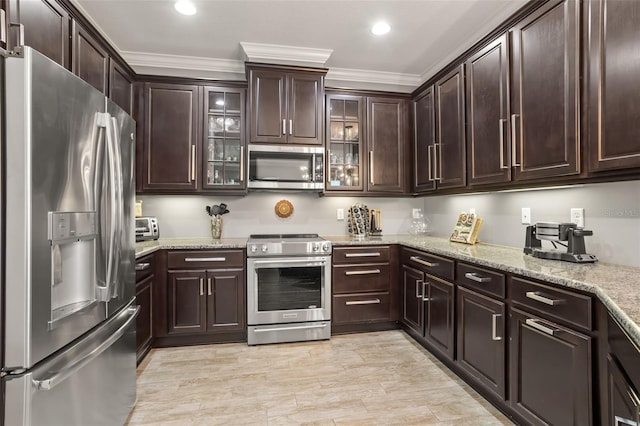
xmin=72 ymin=0 xmax=528 ymax=92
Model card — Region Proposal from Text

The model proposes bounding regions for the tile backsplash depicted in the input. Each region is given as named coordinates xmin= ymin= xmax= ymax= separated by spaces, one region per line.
xmin=138 ymin=179 xmax=640 ymax=267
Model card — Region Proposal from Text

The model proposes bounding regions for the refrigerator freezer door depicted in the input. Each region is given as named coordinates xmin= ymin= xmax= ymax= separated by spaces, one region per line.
xmin=105 ymin=100 xmax=136 ymax=317
xmin=4 ymin=302 xmax=138 ymax=426
xmin=4 ymin=47 xmax=107 ymax=369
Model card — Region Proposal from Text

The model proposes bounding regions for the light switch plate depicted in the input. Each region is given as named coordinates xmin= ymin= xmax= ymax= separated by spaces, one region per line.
xmin=337 ymin=208 xmax=344 ymax=221
xmin=521 ymin=207 xmax=531 ymax=225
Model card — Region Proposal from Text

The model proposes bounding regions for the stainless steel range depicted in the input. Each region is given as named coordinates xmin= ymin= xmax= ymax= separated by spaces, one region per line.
xmin=246 ymin=234 xmax=332 ymax=345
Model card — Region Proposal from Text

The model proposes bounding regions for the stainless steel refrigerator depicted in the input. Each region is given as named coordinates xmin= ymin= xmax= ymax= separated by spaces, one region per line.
xmin=2 ymin=47 xmax=137 ymax=425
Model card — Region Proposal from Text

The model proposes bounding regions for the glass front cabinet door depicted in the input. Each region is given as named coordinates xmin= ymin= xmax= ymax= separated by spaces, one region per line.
xmin=203 ymin=87 xmax=246 ymax=190
xmin=326 ymin=94 xmax=364 ymax=191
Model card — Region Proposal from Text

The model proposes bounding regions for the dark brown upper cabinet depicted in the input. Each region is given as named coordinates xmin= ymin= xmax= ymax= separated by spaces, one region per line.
xmin=142 ymin=83 xmax=201 ymax=192
xmin=510 ymin=0 xmax=580 ymax=181
xmin=466 ymin=34 xmax=511 ymax=186
xmin=19 ymin=0 xmax=70 ymax=69
xmin=435 ymin=65 xmax=466 ymax=190
xmin=72 ymin=21 xmax=109 ymax=95
xmin=109 ymin=60 xmax=133 ymax=114
xmin=202 ymin=86 xmax=246 ymax=191
xmin=367 ymin=96 xmax=408 ymax=193
xmin=587 ymin=0 xmax=640 ymax=172
xmin=248 ymin=65 xmax=325 ymax=145
xmin=413 ymin=86 xmax=436 ymax=193
xmin=326 ymin=93 xmax=365 ymax=192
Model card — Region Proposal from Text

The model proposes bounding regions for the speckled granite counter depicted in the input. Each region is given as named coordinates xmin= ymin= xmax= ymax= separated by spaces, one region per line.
xmin=328 ymin=234 xmax=640 ymax=347
xmin=135 ymin=237 xmax=247 ymax=258
xmin=136 ymin=234 xmax=640 ymax=348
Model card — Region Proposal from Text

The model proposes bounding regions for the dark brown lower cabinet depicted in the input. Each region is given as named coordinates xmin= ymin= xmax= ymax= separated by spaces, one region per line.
xmin=456 ymin=286 xmax=506 ymax=399
xmin=401 ymin=265 xmax=424 ymax=335
xmin=607 ymin=355 xmax=640 ymax=426
xmin=423 ymin=275 xmax=454 ymax=359
xmin=401 ymin=262 xmax=454 ymax=360
xmin=168 ymin=269 xmax=245 ymax=335
xmin=510 ymin=307 xmax=592 ymax=426
xmin=135 ymin=274 xmax=153 ymax=363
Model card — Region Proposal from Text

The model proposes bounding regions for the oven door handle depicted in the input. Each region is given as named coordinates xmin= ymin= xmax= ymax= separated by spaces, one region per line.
xmin=252 ymin=323 xmax=329 ymax=333
xmin=251 ymin=258 xmax=328 ymax=265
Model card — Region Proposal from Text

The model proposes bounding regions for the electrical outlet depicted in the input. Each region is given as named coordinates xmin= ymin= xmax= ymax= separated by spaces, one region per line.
xmin=469 ymin=208 xmax=476 ymax=215
xmin=521 ymin=207 xmax=531 ymax=225
xmin=570 ymin=208 xmax=585 ymax=228
xmin=412 ymin=208 xmax=421 ymax=219
xmin=336 ymin=208 xmax=344 ymax=221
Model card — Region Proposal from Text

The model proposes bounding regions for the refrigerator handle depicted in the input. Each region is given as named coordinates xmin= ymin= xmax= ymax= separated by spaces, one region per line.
xmin=101 ymin=113 xmax=118 ymax=301
xmin=108 ymin=116 xmax=124 ymax=299
xmin=32 ymin=306 xmax=139 ymax=391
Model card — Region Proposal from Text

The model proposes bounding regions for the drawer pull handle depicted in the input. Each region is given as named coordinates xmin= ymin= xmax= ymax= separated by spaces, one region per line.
xmin=465 ymin=272 xmax=491 ymax=283
xmin=345 ymin=269 xmax=381 ymax=276
xmin=135 ymin=262 xmax=151 ymax=271
xmin=185 ymin=257 xmax=227 ymax=262
xmin=525 ymin=318 xmax=558 ymax=336
xmin=526 ymin=291 xmax=564 ymax=306
xmin=345 ymin=299 xmax=381 ymax=306
xmin=492 ymin=314 xmax=502 ymax=341
xmin=345 ymin=252 xmax=381 ymax=258
xmin=410 ymin=256 xmax=438 ymax=267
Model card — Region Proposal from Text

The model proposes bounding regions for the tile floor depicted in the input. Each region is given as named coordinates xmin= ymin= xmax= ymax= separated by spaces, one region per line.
xmin=126 ymin=330 xmax=514 ymax=425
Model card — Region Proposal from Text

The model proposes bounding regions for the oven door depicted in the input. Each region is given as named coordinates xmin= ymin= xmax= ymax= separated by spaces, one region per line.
xmin=247 ymin=256 xmax=331 ymax=325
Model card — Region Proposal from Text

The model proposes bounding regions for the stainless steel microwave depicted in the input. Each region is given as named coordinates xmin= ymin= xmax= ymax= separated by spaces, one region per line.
xmin=247 ymin=144 xmax=324 ymax=190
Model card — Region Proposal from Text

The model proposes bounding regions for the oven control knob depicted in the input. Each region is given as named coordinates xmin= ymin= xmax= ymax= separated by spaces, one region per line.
xmin=312 ymin=243 xmax=320 ymax=252
xmin=250 ymin=245 xmax=258 ymax=253
xmin=322 ymin=242 xmax=331 ymax=252
xmin=261 ymin=244 xmax=268 ymax=253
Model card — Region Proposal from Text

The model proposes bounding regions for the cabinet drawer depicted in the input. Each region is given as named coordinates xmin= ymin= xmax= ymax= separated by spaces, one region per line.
xmin=167 ymin=250 xmax=244 ymax=269
xmin=135 ymin=254 xmax=155 ymax=282
xmin=457 ymin=263 xmax=505 ymax=298
xmin=401 ymin=248 xmax=454 ymax=281
xmin=333 ymin=264 xmax=390 ymax=294
xmin=511 ymin=277 xmax=593 ymax=331
xmin=333 ymin=292 xmax=390 ymax=324
xmin=333 ymin=246 xmax=390 ymax=264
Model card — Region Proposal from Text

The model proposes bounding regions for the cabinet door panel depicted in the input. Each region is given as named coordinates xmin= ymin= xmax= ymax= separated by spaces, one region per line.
xmin=413 ymin=87 xmax=436 ymax=192
xmin=143 ymin=83 xmax=200 ymax=191
xmin=367 ymin=97 xmax=406 ymax=193
xmin=109 ymin=61 xmax=133 ymax=114
xmin=608 ymin=355 xmax=640 ymax=426
xmin=588 ymin=0 xmax=640 ymax=171
xmin=288 ymin=73 xmax=323 ymax=145
xmin=20 ymin=0 xmax=70 ymax=68
xmin=401 ymin=265 xmax=424 ymax=334
xmin=466 ymin=35 xmax=511 ymax=185
xmin=250 ymin=70 xmax=286 ymax=144
xmin=135 ymin=275 xmax=153 ymax=361
xmin=424 ymin=275 xmax=454 ymax=359
xmin=206 ymin=270 xmax=245 ymax=332
xmin=436 ymin=65 xmax=466 ymax=189
xmin=511 ymin=0 xmax=579 ymax=180
xmin=72 ymin=22 xmax=109 ymax=95
xmin=168 ymin=270 xmax=206 ymax=334
xmin=457 ymin=287 xmax=506 ymax=399
xmin=510 ymin=308 xmax=592 ymax=425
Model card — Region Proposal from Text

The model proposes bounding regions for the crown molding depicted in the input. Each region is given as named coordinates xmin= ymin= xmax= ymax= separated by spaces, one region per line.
xmin=327 ymin=68 xmax=420 ymax=93
xmin=240 ymin=42 xmax=333 ymax=67
xmin=121 ymin=52 xmax=246 ymax=80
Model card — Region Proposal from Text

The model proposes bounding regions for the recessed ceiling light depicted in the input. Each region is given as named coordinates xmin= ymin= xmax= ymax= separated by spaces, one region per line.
xmin=175 ymin=0 xmax=196 ymax=15
xmin=371 ymin=21 xmax=391 ymax=36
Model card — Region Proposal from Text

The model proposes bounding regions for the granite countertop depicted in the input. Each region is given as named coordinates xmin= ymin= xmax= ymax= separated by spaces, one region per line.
xmin=136 ymin=234 xmax=640 ymax=347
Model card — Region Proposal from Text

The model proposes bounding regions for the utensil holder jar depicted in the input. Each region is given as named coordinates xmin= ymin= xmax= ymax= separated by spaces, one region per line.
xmin=210 ymin=216 xmax=223 ymax=239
